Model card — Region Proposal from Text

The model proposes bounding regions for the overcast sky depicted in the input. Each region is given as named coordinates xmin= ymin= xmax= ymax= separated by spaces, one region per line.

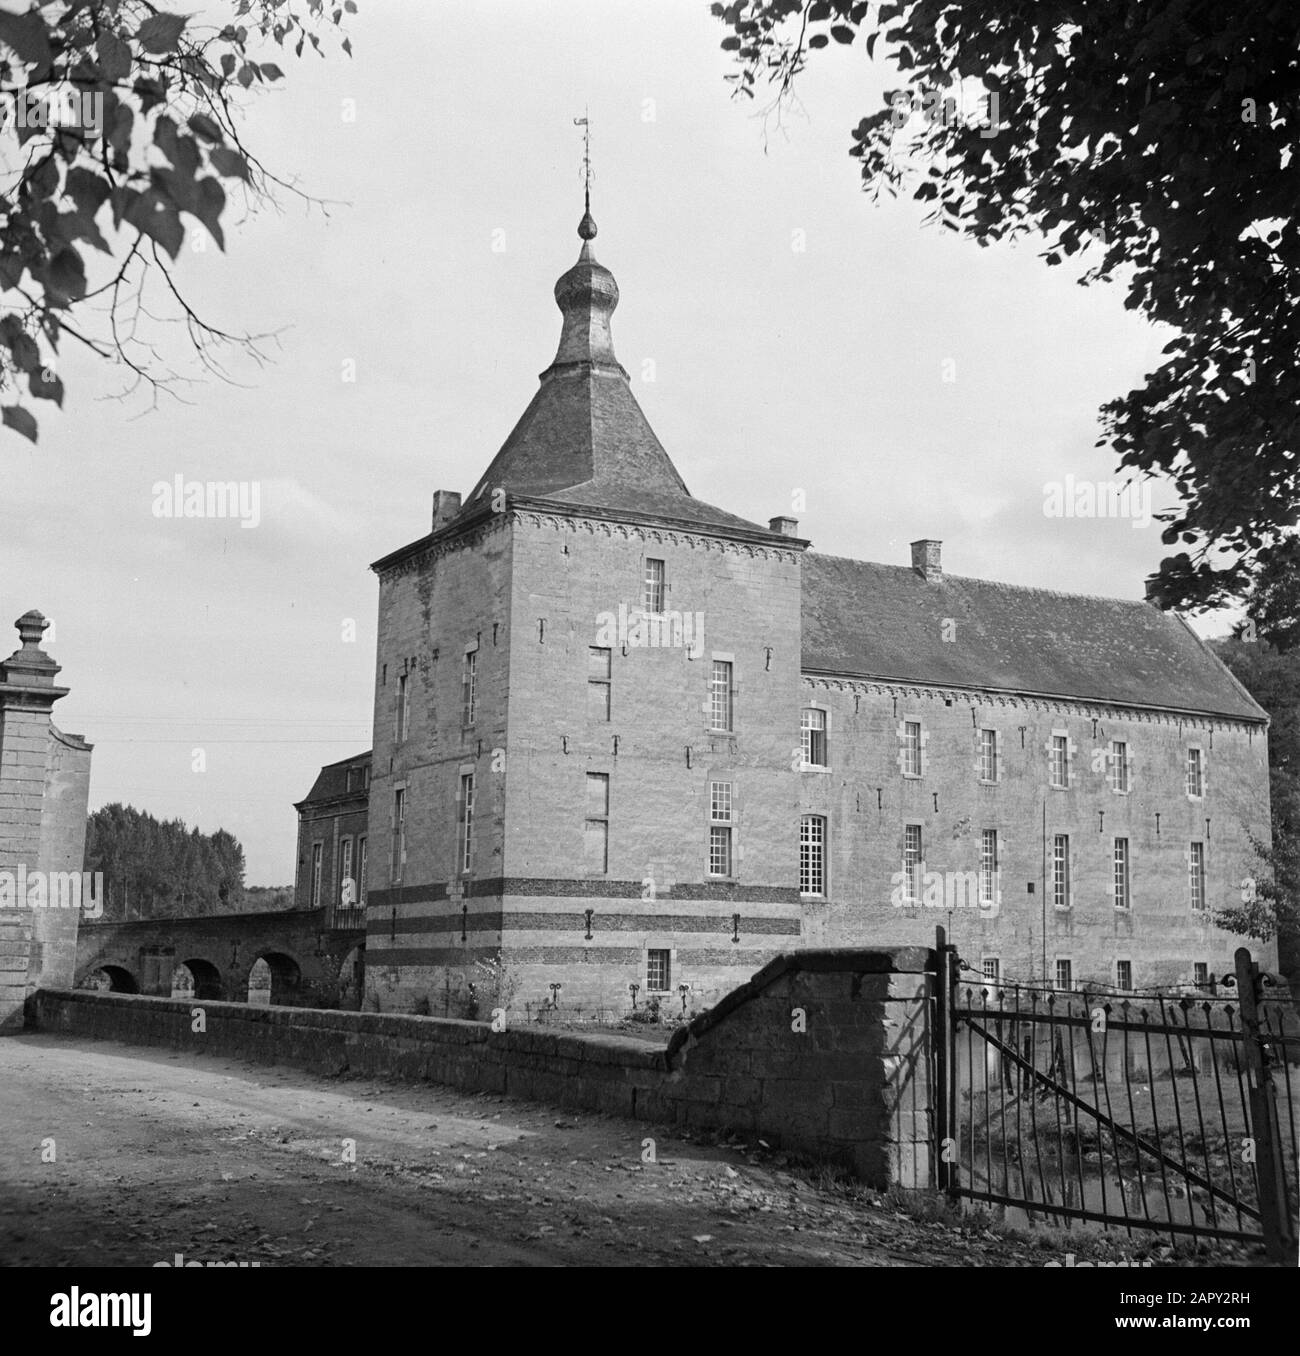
xmin=0 ymin=1 xmax=1232 ymax=884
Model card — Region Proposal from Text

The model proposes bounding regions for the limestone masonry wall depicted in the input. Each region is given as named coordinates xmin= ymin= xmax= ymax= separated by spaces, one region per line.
xmin=30 ymin=946 xmax=934 ymax=1188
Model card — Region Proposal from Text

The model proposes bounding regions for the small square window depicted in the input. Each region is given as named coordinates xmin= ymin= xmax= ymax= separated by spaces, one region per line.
xmin=1055 ymin=958 xmax=1073 ymax=991
xmin=982 ymin=957 xmax=1000 ymax=984
xmin=1115 ymin=959 xmax=1133 ymax=991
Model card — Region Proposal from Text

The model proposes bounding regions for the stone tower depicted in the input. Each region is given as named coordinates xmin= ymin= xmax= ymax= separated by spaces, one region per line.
xmin=366 ymin=210 xmax=807 ymax=1016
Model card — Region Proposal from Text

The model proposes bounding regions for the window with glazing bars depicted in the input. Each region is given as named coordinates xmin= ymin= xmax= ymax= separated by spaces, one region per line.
xmin=902 ymin=721 xmax=922 ymax=776
xmin=801 ymin=708 xmax=827 ymax=766
xmin=903 ymin=823 xmax=923 ymax=902
xmin=800 ymin=815 xmax=825 ymax=896
xmin=1052 ymin=834 xmax=1070 ymax=908
xmin=647 ymin=949 xmax=670 ymax=992
xmin=978 ymin=728 xmax=998 ymax=782
xmin=459 ymin=772 xmax=475 ymax=874
xmin=1186 ymin=747 xmax=1204 ymax=798
xmin=1189 ymin=841 xmax=1206 ymax=910
xmin=1109 ymin=739 xmax=1130 ymax=793
xmin=708 ymin=780 xmax=732 ymax=876
xmin=1049 ymin=734 xmax=1070 ymax=788
xmin=979 ymin=829 xmax=997 ymax=904
xmin=643 ymin=558 xmax=665 ymax=612
xmin=1113 ymin=837 xmax=1130 ymax=909
xmin=462 ymin=650 xmax=478 ymax=726
xmin=709 ymin=660 xmax=733 ymax=732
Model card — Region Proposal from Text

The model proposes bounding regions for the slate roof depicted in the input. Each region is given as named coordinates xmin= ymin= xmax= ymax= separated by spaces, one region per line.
xmin=295 ymin=750 xmax=371 ymax=809
xmin=801 ymin=554 xmax=1266 ymax=722
xmin=449 ymin=229 xmax=785 ymax=542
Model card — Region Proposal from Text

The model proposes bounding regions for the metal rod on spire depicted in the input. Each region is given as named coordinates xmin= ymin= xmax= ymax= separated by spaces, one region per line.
xmin=574 ymin=111 xmax=597 ymax=241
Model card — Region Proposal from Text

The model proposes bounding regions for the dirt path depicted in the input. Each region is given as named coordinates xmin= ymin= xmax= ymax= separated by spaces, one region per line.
xmin=0 ymin=1034 xmax=1210 ymax=1268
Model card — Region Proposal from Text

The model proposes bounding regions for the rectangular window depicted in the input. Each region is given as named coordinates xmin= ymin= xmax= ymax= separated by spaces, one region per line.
xmin=1049 ymin=734 xmax=1070 ymax=789
xmin=982 ymin=957 xmax=1000 ymax=984
xmin=1186 ymin=747 xmax=1205 ymax=798
xmin=979 ymin=829 xmax=998 ymax=905
xmin=799 ymin=815 xmax=825 ymax=897
xmin=340 ymin=837 xmax=354 ymax=905
xmin=643 ymin=558 xmax=665 ymax=613
xmin=903 ymin=823 xmax=923 ymax=903
xmin=708 ymin=780 xmax=733 ymax=877
xmin=585 ymin=773 xmax=609 ymax=873
xmin=391 ymin=789 xmax=405 ymax=883
xmin=647 ymin=948 xmax=671 ymax=993
xmin=1115 ymin=959 xmax=1133 ymax=991
xmin=902 ymin=720 xmax=922 ymax=777
xmin=709 ymin=660 xmax=733 ymax=732
xmin=1109 ymin=739 xmax=1130 ymax=793
xmin=396 ymin=672 xmax=409 ymax=742
xmin=587 ymin=646 xmax=612 ymax=722
xmin=978 ymin=728 xmax=998 ymax=782
xmin=462 ymin=649 xmax=478 ymax=727
xmin=801 ymin=708 xmax=827 ymax=767
xmin=1052 ymin=834 xmax=1070 ymax=909
xmin=1113 ymin=837 xmax=1130 ymax=910
xmin=357 ymin=836 xmax=367 ymax=905
xmin=708 ymin=825 xmax=732 ymax=877
xmin=459 ymin=772 xmax=475 ymax=874
xmin=1193 ymin=961 xmax=1210 ymax=990
xmin=311 ymin=842 xmax=323 ymax=907
xmin=1055 ymin=958 xmax=1073 ymax=991
xmin=1189 ymin=841 xmax=1206 ymax=911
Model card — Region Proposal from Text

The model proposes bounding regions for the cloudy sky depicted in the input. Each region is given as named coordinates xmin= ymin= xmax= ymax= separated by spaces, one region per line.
xmin=1 ymin=1 xmax=1226 ymax=884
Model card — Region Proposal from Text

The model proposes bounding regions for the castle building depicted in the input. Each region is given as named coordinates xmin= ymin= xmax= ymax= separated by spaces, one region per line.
xmin=360 ymin=208 xmax=1272 ymax=1016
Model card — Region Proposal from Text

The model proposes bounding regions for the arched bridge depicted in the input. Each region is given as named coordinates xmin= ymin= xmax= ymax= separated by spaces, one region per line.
xmin=75 ymin=909 xmax=365 ymax=1009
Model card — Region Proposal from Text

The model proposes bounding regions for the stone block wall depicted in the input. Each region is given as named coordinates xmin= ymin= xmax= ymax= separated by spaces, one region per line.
xmin=0 ymin=611 xmax=92 ymax=1032
xmin=30 ymin=946 xmax=935 ymax=1188
xmin=800 ymin=681 xmax=1274 ymax=988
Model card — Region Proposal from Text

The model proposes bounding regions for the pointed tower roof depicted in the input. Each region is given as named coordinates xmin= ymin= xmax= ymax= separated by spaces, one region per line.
xmin=456 ymin=207 xmax=782 ymax=539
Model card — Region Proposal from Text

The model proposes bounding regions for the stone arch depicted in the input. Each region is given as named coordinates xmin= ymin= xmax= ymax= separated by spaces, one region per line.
xmin=86 ymin=963 xmax=138 ymax=993
xmin=246 ymin=951 xmax=301 ymax=1006
xmin=172 ymin=958 xmax=223 ymax=1000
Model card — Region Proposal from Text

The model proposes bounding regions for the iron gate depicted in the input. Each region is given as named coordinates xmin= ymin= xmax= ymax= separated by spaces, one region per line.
xmin=934 ymin=929 xmax=1299 ymax=1262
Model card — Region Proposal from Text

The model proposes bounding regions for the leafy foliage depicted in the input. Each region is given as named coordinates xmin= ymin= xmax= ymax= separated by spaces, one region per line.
xmin=0 ymin=0 xmax=355 ymax=442
xmin=711 ymin=0 xmax=1300 ymax=613
xmin=84 ymin=801 xmax=249 ymax=919
xmin=1211 ymin=640 xmax=1300 ymax=947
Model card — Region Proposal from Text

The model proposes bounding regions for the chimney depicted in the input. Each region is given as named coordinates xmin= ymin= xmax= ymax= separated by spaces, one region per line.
xmin=910 ymin=539 xmax=942 ymax=582
xmin=431 ymin=490 xmax=462 ymax=533
xmin=768 ymin=515 xmax=799 ymax=538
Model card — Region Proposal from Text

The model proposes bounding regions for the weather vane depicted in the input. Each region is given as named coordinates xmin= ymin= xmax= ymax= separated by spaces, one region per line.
xmin=574 ymin=111 xmax=593 ymax=211
xmin=574 ymin=110 xmax=595 ymax=234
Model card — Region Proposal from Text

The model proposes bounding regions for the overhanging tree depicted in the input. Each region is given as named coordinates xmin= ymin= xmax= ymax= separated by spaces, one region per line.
xmin=0 ymin=0 xmax=354 ymax=442
xmin=712 ymin=0 xmax=1300 ymax=614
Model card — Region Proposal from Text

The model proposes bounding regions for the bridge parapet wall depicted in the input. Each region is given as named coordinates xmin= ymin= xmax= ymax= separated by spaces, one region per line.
xmin=31 ymin=946 xmax=934 ymax=1187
